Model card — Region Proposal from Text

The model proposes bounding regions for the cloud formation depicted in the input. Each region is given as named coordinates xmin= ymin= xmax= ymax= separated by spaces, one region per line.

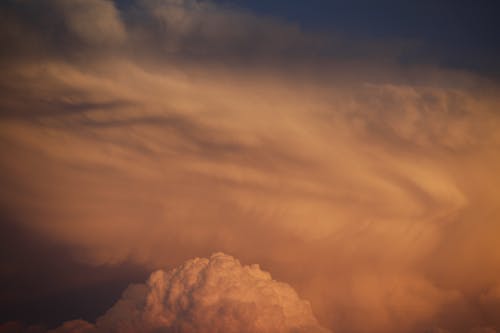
xmin=0 ymin=254 xmax=330 ymax=333
xmin=1 ymin=1 xmax=500 ymax=333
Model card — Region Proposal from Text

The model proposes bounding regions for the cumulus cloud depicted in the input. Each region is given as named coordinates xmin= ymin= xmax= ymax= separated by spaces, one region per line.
xmin=98 ymin=253 xmax=329 ymax=333
xmin=0 ymin=254 xmax=330 ymax=333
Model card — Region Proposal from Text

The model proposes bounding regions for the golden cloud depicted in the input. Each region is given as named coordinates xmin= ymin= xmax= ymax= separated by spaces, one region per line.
xmin=1 ymin=1 xmax=500 ymax=332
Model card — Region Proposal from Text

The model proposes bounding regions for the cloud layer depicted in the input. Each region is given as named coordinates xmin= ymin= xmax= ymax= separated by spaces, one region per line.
xmin=1 ymin=1 xmax=500 ymax=333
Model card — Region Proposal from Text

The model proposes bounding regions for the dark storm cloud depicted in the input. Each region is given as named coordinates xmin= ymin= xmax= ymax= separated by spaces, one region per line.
xmin=0 ymin=0 xmax=327 ymax=67
xmin=0 ymin=216 xmax=148 ymax=327
xmin=214 ymin=0 xmax=500 ymax=76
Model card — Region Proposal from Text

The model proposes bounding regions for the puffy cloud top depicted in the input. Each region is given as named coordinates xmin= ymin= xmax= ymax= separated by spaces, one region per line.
xmin=96 ymin=252 xmax=330 ymax=333
xmin=0 ymin=254 xmax=329 ymax=333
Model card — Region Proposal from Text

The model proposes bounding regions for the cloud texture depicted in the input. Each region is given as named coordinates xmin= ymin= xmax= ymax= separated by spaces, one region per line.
xmin=0 ymin=254 xmax=330 ymax=333
xmin=1 ymin=1 xmax=500 ymax=332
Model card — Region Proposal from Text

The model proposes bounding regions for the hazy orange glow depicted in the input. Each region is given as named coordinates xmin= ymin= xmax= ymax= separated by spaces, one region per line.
xmin=1 ymin=1 xmax=500 ymax=332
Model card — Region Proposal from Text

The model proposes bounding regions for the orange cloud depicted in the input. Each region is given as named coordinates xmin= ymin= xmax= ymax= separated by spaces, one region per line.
xmin=1 ymin=1 xmax=500 ymax=333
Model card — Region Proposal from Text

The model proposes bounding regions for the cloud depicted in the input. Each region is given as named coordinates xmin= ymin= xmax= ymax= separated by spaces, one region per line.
xmin=130 ymin=0 xmax=310 ymax=58
xmin=0 ymin=0 xmax=320 ymax=64
xmin=1 ymin=1 xmax=500 ymax=333
xmin=469 ymin=329 xmax=498 ymax=333
xmin=48 ymin=321 xmax=95 ymax=333
xmin=98 ymin=252 xmax=329 ymax=333
xmin=52 ymin=0 xmax=126 ymax=45
xmin=0 ymin=254 xmax=330 ymax=333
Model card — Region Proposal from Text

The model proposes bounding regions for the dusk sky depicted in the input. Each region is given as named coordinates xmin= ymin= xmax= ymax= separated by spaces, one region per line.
xmin=1 ymin=1 xmax=500 ymax=333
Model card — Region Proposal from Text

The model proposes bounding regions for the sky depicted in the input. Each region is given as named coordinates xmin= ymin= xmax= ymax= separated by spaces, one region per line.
xmin=0 ymin=1 xmax=500 ymax=333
